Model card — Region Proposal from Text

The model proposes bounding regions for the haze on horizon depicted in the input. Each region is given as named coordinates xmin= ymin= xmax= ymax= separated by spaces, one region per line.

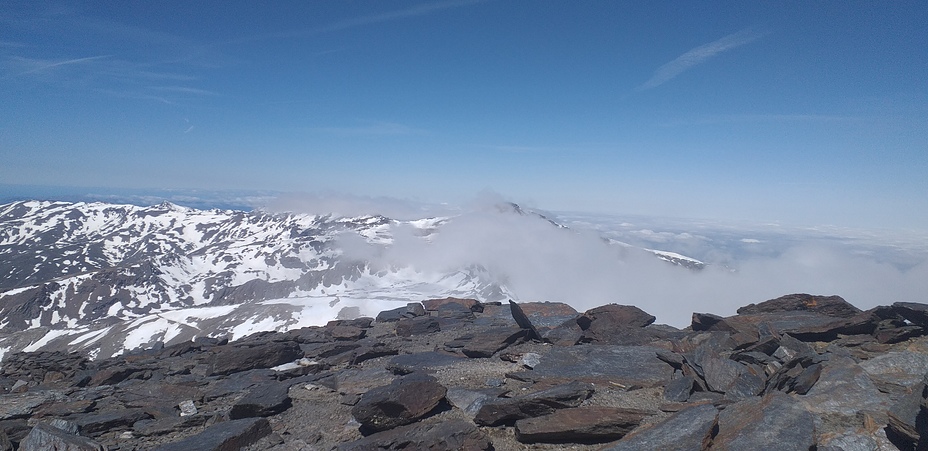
xmin=1 ymin=1 xmax=926 ymax=231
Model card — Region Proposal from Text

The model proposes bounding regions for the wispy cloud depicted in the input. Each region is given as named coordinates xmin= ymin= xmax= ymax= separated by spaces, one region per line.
xmin=638 ymin=28 xmax=767 ymax=91
xmin=149 ymin=86 xmax=219 ymax=96
xmin=660 ymin=113 xmax=866 ymax=127
xmin=311 ymin=121 xmax=428 ymax=136
xmin=233 ymin=0 xmax=486 ymax=43
xmin=14 ymin=54 xmax=111 ymax=76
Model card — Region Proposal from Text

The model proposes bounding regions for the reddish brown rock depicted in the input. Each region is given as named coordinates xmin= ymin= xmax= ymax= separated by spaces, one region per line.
xmin=422 ymin=297 xmax=483 ymax=313
xmin=737 ymin=293 xmax=861 ymax=318
xmin=714 ymin=391 xmax=816 ymax=450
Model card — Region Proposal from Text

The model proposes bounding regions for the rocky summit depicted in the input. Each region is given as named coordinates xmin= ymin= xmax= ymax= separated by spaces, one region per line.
xmin=1 ymin=293 xmax=927 ymax=450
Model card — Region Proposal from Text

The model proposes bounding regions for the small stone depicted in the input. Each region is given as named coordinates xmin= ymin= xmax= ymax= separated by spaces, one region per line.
xmin=521 ymin=353 xmax=542 ymax=369
xmin=178 ymin=400 xmax=197 ymax=417
xmin=10 ymin=381 xmax=28 ymax=394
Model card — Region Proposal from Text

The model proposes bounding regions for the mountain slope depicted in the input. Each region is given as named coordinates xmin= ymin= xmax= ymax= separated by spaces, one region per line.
xmin=0 ymin=200 xmax=699 ymax=361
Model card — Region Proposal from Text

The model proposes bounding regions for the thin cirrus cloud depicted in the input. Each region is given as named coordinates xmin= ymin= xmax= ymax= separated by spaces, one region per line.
xmin=232 ymin=0 xmax=486 ymax=43
xmin=12 ymin=54 xmax=111 ymax=76
xmin=310 ymin=121 xmax=428 ymax=136
xmin=638 ymin=28 xmax=768 ymax=91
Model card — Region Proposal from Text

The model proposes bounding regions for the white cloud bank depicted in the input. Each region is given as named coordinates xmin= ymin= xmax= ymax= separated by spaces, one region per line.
xmin=336 ymin=198 xmax=928 ymax=328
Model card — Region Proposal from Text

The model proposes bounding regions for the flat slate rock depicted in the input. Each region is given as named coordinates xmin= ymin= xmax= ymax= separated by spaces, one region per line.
xmin=449 ymin=326 xmax=526 ymax=358
xmin=0 ymin=391 xmax=68 ymax=420
xmin=229 ymin=381 xmax=292 ymax=419
xmin=663 ymin=376 xmax=695 ymax=402
xmin=474 ymin=381 xmax=594 ymax=426
xmin=375 ymin=303 xmax=426 ymax=322
xmin=19 ymin=423 xmax=104 ymax=451
xmin=515 ymin=301 xmax=580 ymax=328
xmin=859 ymin=351 xmax=928 ymax=391
xmin=394 ymin=316 xmax=440 ymax=337
xmin=209 ymin=341 xmax=303 ymax=376
xmin=602 ymin=403 xmax=719 ymax=451
xmin=800 ymin=355 xmax=891 ymax=431
xmin=351 ymin=374 xmax=447 ymax=434
xmin=737 ymin=294 xmax=862 ymax=318
xmin=75 ymin=408 xmax=151 ymax=435
xmin=337 ymin=419 xmax=492 ymax=451
xmin=153 ymin=417 xmax=271 ymax=451
xmin=515 ymin=345 xmax=674 ymax=387
xmin=514 ymin=406 xmax=651 ymax=444
xmin=714 ymin=391 xmax=816 ymax=450
xmin=386 ymin=351 xmax=466 ymax=374
xmin=892 ymin=301 xmax=928 ymax=327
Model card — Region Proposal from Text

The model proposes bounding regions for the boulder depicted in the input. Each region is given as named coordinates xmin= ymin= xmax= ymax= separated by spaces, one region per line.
xmin=337 ymin=419 xmax=492 ymax=451
xmin=229 ymin=382 xmax=292 ymax=419
xmin=375 ymin=303 xmax=426 ymax=322
xmin=577 ymin=304 xmax=656 ymax=343
xmin=422 ymin=297 xmax=483 ymax=312
xmin=19 ymin=423 xmax=104 ymax=451
xmin=74 ymin=408 xmax=151 ymax=436
xmin=473 ymin=381 xmax=594 ymax=426
xmin=663 ymin=376 xmax=694 ymax=402
xmin=860 ymin=351 xmax=928 ymax=392
xmin=799 ymin=355 xmax=891 ymax=436
xmin=386 ymin=351 xmax=465 ymax=374
xmin=209 ymin=341 xmax=303 ymax=376
xmin=714 ymin=391 xmax=816 ymax=450
xmin=603 ymin=403 xmax=719 ymax=451
xmin=513 ymin=301 xmax=579 ymax=328
xmin=445 ymin=327 xmax=526 ymax=358
xmin=737 ymin=294 xmax=862 ymax=318
xmin=0 ymin=391 xmax=68 ymax=420
xmin=351 ymin=374 xmax=447 ymax=434
xmin=394 ymin=316 xmax=440 ymax=337
xmin=885 ymin=376 xmax=927 ymax=448
xmin=152 ymin=417 xmax=271 ymax=451
xmin=513 ymin=345 xmax=674 ymax=387
xmin=893 ymin=301 xmax=928 ymax=327
xmin=514 ymin=406 xmax=651 ymax=443
xmin=509 ymin=300 xmax=541 ymax=340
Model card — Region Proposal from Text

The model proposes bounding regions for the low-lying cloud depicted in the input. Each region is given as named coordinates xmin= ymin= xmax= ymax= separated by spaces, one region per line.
xmin=336 ymin=197 xmax=928 ymax=327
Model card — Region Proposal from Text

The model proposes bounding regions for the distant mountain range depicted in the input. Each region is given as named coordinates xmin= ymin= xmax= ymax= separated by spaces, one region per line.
xmin=0 ymin=200 xmax=699 ymax=361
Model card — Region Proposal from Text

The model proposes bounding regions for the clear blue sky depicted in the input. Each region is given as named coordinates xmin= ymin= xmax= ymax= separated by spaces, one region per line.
xmin=2 ymin=1 xmax=926 ymax=229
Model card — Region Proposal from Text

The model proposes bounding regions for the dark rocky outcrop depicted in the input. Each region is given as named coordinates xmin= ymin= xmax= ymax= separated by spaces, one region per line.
xmin=0 ymin=296 xmax=925 ymax=450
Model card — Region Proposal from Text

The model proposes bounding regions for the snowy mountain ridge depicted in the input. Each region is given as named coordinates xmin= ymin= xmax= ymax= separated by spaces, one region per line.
xmin=0 ymin=200 xmax=696 ymax=361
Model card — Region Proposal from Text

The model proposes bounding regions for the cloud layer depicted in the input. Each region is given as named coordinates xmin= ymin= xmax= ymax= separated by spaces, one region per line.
xmin=337 ymin=198 xmax=928 ymax=327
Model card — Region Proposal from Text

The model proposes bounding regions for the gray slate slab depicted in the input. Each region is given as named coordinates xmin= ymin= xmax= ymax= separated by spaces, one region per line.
xmin=602 ymin=403 xmax=719 ymax=451
xmin=517 ymin=345 xmax=674 ymax=387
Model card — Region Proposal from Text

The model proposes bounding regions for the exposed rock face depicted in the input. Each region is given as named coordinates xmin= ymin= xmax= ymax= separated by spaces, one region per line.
xmin=0 ymin=296 xmax=925 ymax=450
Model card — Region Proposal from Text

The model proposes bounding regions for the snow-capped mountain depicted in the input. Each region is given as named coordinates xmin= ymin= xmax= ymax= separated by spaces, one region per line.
xmin=0 ymin=200 xmax=510 ymax=360
xmin=0 ymin=200 xmax=699 ymax=361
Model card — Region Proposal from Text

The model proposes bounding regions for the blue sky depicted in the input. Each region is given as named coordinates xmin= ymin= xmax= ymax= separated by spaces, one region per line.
xmin=1 ymin=1 xmax=926 ymax=230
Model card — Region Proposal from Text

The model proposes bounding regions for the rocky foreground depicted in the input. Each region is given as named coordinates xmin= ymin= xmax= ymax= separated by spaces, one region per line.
xmin=2 ymin=294 xmax=928 ymax=450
